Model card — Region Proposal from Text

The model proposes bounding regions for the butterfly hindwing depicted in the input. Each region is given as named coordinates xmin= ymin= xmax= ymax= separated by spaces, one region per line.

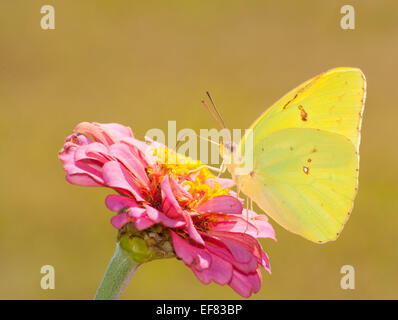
xmin=236 ymin=128 xmax=358 ymax=243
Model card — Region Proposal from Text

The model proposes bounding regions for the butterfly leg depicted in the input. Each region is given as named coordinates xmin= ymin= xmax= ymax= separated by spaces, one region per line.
xmin=248 ymin=197 xmax=260 ymax=233
xmin=216 ymin=162 xmax=227 ymax=178
xmin=236 ymin=181 xmax=241 ymax=199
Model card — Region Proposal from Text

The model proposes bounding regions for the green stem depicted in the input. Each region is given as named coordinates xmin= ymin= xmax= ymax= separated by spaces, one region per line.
xmin=94 ymin=243 xmax=140 ymax=300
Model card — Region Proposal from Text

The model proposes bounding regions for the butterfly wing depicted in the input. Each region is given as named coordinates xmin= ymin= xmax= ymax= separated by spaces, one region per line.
xmin=236 ymin=128 xmax=358 ymax=243
xmin=233 ymin=67 xmax=366 ymax=243
xmin=247 ymin=67 xmax=366 ymax=149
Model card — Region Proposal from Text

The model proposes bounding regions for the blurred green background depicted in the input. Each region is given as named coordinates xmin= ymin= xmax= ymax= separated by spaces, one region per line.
xmin=0 ymin=0 xmax=397 ymax=299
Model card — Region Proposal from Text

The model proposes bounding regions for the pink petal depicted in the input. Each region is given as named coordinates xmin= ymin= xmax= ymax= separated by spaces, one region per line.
xmin=97 ymin=123 xmax=134 ymax=140
xmin=102 ymin=161 xmax=145 ymax=202
xmin=64 ymin=133 xmax=92 ymax=145
xmin=161 ymin=176 xmax=184 ymax=218
xmin=211 ymin=231 xmax=264 ymax=263
xmin=122 ymin=137 xmax=155 ymax=166
xmin=248 ymin=212 xmax=277 ymax=240
xmin=185 ymin=213 xmax=205 ymax=245
xmin=193 ymin=254 xmax=233 ymax=286
xmin=105 ymin=195 xmax=138 ymax=212
xmin=204 ymin=178 xmax=235 ymax=189
xmin=65 ymin=173 xmax=103 ymax=187
xmin=110 ymin=213 xmax=130 ymax=229
xmin=202 ymin=213 xmax=259 ymax=237
xmin=59 ymin=146 xmax=105 ymax=186
xmin=169 ymin=175 xmax=193 ymax=201
xmin=75 ymin=122 xmax=133 ymax=147
xmin=109 ymin=143 xmax=150 ymax=188
xmin=208 ymin=212 xmax=276 ymax=241
xmin=74 ymin=142 xmax=110 ymax=163
xmin=196 ymin=195 xmax=243 ymax=214
xmin=261 ymin=251 xmax=271 ymax=274
xmin=134 ymin=217 xmax=155 ymax=230
xmin=144 ymin=205 xmax=185 ymax=228
xmin=219 ymin=238 xmax=253 ymax=264
xmin=201 ymin=234 xmax=258 ymax=274
xmin=210 ymin=230 xmax=270 ymax=273
xmin=128 ymin=207 xmax=147 ymax=218
xmin=229 ymin=269 xmax=262 ymax=298
xmin=171 ymin=232 xmax=210 ymax=269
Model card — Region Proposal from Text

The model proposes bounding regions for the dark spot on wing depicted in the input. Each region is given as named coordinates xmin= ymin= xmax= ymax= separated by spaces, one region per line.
xmin=311 ymin=148 xmax=317 ymax=153
xmin=307 ymin=158 xmax=312 ymax=163
xmin=290 ymin=146 xmax=294 ymax=151
xmin=303 ymin=166 xmax=309 ymax=175
xmin=250 ymin=170 xmax=254 ymax=177
xmin=282 ymin=81 xmax=315 ymax=110
xmin=283 ymin=93 xmax=298 ymax=109
xmin=298 ymin=105 xmax=308 ymax=121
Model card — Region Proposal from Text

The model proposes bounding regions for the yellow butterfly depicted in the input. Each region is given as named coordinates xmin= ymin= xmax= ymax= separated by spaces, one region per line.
xmin=211 ymin=67 xmax=366 ymax=243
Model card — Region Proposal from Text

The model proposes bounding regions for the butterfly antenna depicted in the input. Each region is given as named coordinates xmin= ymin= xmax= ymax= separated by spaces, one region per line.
xmin=201 ymin=98 xmax=224 ymax=129
xmin=206 ymin=91 xmax=226 ymax=129
xmin=196 ymin=133 xmax=220 ymax=146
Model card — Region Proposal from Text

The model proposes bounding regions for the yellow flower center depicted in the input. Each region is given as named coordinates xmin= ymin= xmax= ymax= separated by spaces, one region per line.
xmin=151 ymin=147 xmax=230 ymax=210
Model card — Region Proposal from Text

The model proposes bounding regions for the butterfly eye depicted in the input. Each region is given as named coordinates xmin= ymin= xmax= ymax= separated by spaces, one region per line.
xmin=224 ymin=142 xmax=234 ymax=153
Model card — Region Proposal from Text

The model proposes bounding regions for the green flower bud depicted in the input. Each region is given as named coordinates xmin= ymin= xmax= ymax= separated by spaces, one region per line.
xmin=117 ymin=223 xmax=175 ymax=263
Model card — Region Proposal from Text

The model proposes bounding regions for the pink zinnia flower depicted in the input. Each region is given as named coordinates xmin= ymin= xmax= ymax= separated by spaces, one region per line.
xmin=59 ymin=122 xmax=276 ymax=298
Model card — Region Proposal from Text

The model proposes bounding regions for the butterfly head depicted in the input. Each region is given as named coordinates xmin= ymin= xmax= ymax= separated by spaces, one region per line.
xmin=220 ymin=140 xmax=240 ymax=166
